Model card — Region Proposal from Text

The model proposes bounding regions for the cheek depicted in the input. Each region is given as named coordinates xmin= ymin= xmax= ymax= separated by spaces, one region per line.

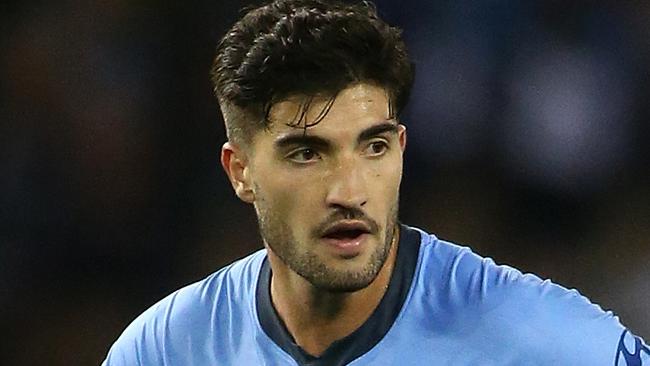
xmin=364 ymin=161 xmax=402 ymax=222
xmin=373 ymin=158 xmax=403 ymax=194
xmin=254 ymin=165 xmax=323 ymax=220
xmin=256 ymin=179 xmax=294 ymax=213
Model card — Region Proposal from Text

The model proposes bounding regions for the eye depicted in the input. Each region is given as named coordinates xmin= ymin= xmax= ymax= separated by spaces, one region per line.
xmin=286 ymin=147 xmax=321 ymax=163
xmin=363 ymin=140 xmax=389 ymax=157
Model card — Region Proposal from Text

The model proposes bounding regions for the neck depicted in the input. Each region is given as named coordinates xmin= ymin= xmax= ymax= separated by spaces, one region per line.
xmin=267 ymin=229 xmax=399 ymax=357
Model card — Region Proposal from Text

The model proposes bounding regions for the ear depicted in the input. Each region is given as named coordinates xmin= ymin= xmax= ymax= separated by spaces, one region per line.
xmin=397 ymin=124 xmax=407 ymax=153
xmin=221 ymin=142 xmax=255 ymax=203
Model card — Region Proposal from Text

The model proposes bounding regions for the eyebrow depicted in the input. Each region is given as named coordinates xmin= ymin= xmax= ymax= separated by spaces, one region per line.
xmin=274 ymin=134 xmax=331 ymax=151
xmin=357 ymin=122 xmax=398 ymax=143
xmin=273 ymin=121 xmax=398 ymax=150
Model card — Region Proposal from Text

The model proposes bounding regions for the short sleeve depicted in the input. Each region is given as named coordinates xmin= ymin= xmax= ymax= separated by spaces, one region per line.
xmin=497 ymin=271 xmax=649 ymax=365
xmin=101 ymin=306 xmax=163 ymax=366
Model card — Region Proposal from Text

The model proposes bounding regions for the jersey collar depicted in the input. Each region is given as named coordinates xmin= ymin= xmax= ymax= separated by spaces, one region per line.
xmin=256 ymin=223 xmax=421 ymax=366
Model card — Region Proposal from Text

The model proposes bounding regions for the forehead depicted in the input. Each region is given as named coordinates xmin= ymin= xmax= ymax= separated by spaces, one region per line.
xmin=264 ymin=83 xmax=391 ymax=137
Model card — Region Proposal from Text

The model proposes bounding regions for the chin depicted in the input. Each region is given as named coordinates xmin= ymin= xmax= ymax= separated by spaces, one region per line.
xmin=312 ymin=275 xmax=376 ymax=293
xmin=307 ymin=260 xmax=383 ymax=293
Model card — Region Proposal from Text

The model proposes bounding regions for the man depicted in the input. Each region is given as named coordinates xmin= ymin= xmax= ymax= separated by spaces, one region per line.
xmin=102 ymin=0 xmax=648 ymax=365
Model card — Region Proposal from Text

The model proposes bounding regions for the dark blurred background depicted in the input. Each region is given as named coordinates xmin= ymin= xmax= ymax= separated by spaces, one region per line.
xmin=1 ymin=0 xmax=648 ymax=364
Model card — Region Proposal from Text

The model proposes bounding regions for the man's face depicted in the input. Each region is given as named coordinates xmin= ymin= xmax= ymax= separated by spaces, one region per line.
xmin=238 ymin=83 xmax=406 ymax=292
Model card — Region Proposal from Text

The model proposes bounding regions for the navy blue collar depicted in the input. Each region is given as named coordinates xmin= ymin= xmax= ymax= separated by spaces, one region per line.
xmin=256 ymin=224 xmax=421 ymax=366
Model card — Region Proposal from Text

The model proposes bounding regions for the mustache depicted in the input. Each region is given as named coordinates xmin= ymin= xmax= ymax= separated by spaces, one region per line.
xmin=313 ymin=207 xmax=379 ymax=236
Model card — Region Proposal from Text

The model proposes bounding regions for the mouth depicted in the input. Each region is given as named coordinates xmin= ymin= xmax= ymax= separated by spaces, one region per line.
xmin=320 ymin=221 xmax=372 ymax=256
xmin=321 ymin=221 xmax=372 ymax=239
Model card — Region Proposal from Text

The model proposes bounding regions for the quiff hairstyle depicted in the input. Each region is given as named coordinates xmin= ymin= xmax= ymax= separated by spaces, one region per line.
xmin=211 ymin=0 xmax=414 ymax=147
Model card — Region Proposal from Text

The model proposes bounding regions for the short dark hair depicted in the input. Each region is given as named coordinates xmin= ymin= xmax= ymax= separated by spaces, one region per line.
xmin=211 ymin=0 xmax=414 ymax=146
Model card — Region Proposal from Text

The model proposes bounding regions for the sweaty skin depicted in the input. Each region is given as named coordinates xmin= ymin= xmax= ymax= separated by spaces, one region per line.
xmin=221 ymin=83 xmax=407 ymax=356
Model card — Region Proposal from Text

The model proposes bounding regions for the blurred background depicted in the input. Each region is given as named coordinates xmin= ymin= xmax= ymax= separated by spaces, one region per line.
xmin=1 ymin=0 xmax=649 ymax=364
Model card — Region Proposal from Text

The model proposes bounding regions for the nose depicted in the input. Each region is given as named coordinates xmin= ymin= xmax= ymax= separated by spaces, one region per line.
xmin=325 ymin=155 xmax=368 ymax=209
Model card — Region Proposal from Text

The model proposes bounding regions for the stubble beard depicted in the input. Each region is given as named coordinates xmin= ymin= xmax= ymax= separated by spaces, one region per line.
xmin=255 ymin=199 xmax=399 ymax=293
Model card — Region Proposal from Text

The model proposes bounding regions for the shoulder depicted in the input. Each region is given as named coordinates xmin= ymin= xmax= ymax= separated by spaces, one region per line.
xmin=408 ymin=227 xmax=649 ymax=365
xmin=101 ymin=250 xmax=267 ymax=366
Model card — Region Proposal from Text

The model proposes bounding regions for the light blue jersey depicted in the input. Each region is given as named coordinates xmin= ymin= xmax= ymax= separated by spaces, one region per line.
xmin=102 ymin=225 xmax=648 ymax=365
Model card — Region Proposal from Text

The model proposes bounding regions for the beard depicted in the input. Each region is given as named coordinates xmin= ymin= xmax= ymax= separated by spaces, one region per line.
xmin=254 ymin=195 xmax=399 ymax=293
